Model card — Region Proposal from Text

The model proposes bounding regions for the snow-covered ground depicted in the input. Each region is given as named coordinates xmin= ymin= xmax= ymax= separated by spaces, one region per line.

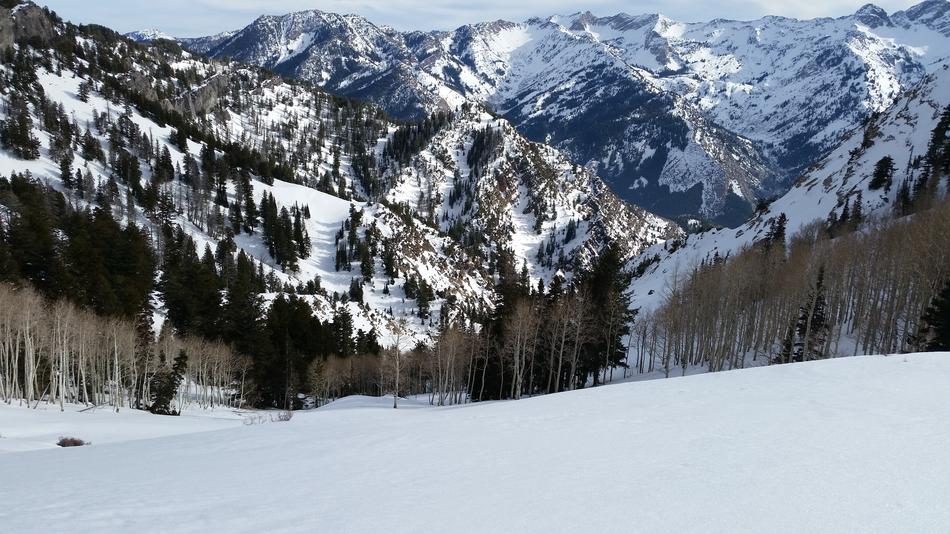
xmin=0 ymin=403 xmax=246 ymax=453
xmin=1 ymin=353 xmax=948 ymax=532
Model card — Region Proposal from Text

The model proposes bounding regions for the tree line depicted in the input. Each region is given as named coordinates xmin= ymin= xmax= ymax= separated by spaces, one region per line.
xmin=629 ymin=113 xmax=950 ymax=376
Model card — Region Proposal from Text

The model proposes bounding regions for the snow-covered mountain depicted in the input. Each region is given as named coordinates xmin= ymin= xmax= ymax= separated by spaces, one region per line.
xmin=628 ymin=63 xmax=950 ymax=312
xmin=136 ymin=1 xmax=950 ymax=224
xmin=2 ymin=2 xmax=679 ymax=344
xmin=125 ymin=29 xmax=176 ymax=42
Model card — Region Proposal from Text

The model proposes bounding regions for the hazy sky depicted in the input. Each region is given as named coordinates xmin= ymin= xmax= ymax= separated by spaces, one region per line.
xmin=37 ymin=0 xmax=924 ymax=37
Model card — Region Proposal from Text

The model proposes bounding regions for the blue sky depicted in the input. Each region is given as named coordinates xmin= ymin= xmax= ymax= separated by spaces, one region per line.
xmin=37 ymin=0 xmax=923 ymax=36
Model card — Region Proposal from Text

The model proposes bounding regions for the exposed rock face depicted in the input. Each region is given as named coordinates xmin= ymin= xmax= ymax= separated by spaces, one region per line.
xmin=0 ymin=2 xmax=56 ymax=49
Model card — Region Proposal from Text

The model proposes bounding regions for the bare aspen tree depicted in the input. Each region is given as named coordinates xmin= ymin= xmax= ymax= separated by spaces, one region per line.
xmin=390 ymin=318 xmax=407 ymax=409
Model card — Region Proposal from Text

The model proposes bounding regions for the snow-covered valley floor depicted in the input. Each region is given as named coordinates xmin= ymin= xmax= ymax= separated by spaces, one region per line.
xmin=1 ymin=354 xmax=949 ymax=533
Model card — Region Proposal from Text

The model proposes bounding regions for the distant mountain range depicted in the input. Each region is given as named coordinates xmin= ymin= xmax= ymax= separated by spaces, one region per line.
xmin=128 ymin=1 xmax=950 ymax=224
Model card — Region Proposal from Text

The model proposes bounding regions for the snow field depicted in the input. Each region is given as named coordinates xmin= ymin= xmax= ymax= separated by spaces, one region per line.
xmin=1 ymin=353 xmax=948 ymax=533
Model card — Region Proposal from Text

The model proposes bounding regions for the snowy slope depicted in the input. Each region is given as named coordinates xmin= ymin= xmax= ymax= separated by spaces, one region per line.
xmin=2 ymin=352 xmax=949 ymax=532
xmin=158 ymin=1 xmax=950 ymax=223
xmin=1 ymin=3 xmax=677 ymax=346
xmin=192 ymin=10 xmax=443 ymax=119
xmin=0 ymin=402 xmax=245 ymax=453
xmin=125 ymin=29 xmax=175 ymax=42
xmin=381 ymin=106 xmax=681 ymax=285
xmin=628 ymin=64 xmax=950 ymax=312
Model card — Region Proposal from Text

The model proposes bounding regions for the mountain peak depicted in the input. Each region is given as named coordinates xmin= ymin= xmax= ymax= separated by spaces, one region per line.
xmin=853 ymin=3 xmax=892 ymax=27
xmin=125 ymin=29 xmax=176 ymax=42
xmin=566 ymin=11 xmax=660 ymax=32
xmin=900 ymin=0 xmax=950 ymax=21
xmin=568 ymin=10 xmax=597 ymax=31
xmin=893 ymin=0 xmax=950 ymax=36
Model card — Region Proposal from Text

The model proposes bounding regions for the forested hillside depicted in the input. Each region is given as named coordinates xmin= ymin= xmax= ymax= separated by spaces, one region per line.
xmin=0 ymin=1 xmax=677 ymax=409
xmin=624 ymin=66 xmax=950 ymax=376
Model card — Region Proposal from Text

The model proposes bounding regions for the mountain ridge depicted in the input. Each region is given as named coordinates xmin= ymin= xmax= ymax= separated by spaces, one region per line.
xmin=127 ymin=1 xmax=950 ymax=224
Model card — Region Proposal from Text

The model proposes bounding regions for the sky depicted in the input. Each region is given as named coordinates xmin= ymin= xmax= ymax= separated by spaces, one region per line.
xmin=36 ymin=0 xmax=924 ymax=37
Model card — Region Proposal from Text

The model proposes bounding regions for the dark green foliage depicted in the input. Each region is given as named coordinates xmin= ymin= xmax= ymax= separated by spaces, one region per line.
xmin=258 ymin=192 xmax=306 ymax=271
xmin=920 ymin=280 xmax=950 ymax=352
xmin=563 ymin=218 xmax=577 ymax=244
xmin=869 ymin=156 xmax=894 ymax=191
xmin=77 ymin=81 xmax=90 ymax=102
xmin=331 ymin=306 xmax=356 ymax=358
xmin=148 ymin=350 xmax=188 ymax=415
xmin=762 ymin=213 xmax=787 ymax=252
xmin=574 ymin=244 xmax=636 ymax=385
xmin=471 ymin=242 xmax=637 ymax=399
xmin=926 ymin=105 xmax=950 ymax=180
xmin=0 ymin=173 xmax=155 ymax=318
xmin=0 ymin=94 xmax=40 ymax=159
xmin=382 ymin=111 xmax=452 ymax=166
xmin=80 ymin=128 xmax=104 ymax=162
xmin=256 ymin=294 xmax=330 ymax=408
xmin=159 ymin=227 xmax=222 ymax=338
xmin=794 ymin=267 xmax=829 ymax=361
xmin=349 ymin=277 xmax=364 ymax=303
xmin=466 ymin=125 xmax=504 ymax=178
xmin=895 ymin=105 xmax=950 ymax=216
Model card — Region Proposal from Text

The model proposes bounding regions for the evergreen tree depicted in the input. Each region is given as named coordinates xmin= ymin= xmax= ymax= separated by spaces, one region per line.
xmin=349 ymin=277 xmax=364 ymax=303
xmin=925 ymin=104 xmax=950 ymax=180
xmin=148 ymin=350 xmax=188 ymax=415
xmin=794 ymin=267 xmax=829 ymax=361
xmin=171 ymin=128 xmax=189 ymax=153
xmin=293 ymin=208 xmax=310 ymax=258
xmin=242 ymin=175 xmax=259 ymax=233
xmin=763 ymin=213 xmax=788 ymax=253
xmin=332 ymin=306 xmax=355 ymax=358
xmin=0 ymin=94 xmax=40 ymax=159
xmin=359 ymin=242 xmax=373 ymax=281
xmin=77 ymin=80 xmax=91 ymax=102
xmin=155 ymin=145 xmax=175 ymax=182
xmin=850 ymin=192 xmax=863 ymax=230
xmin=869 ymin=156 xmax=895 ymax=191
xmin=80 ymin=128 xmax=103 ymax=162
xmin=894 ymin=179 xmax=913 ymax=216
xmin=59 ymin=151 xmax=74 ymax=187
xmin=919 ymin=281 xmax=950 ymax=351
xmin=563 ymin=219 xmax=577 ymax=244
xmin=575 ymin=243 xmax=636 ymax=385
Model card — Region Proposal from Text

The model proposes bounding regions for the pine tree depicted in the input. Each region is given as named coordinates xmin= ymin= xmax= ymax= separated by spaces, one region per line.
xmin=850 ymin=192 xmax=863 ymax=229
xmin=77 ymin=81 xmax=91 ymax=103
xmin=919 ymin=281 xmax=950 ymax=351
xmin=148 ymin=350 xmax=188 ymax=415
xmin=0 ymin=94 xmax=40 ymax=159
xmin=894 ymin=179 xmax=913 ymax=216
xmin=349 ymin=277 xmax=364 ymax=303
xmin=925 ymin=104 xmax=950 ymax=180
xmin=171 ymin=128 xmax=189 ymax=154
xmin=155 ymin=146 xmax=175 ymax=182
xmin=80 ymin=129 xmax=102 ymax=162
xmin=359 ymin=242 xmax=373 ymax=281
xmin=794 ymin=267 xmax=829 ymax=361
xmin=332 ymin=306 xmax=355 ymax=358
xmin=869 ymin=156 xmax=895 ymax=191
xmin=563 ymin=219 xmax=577 ymax=243
xmin=293 ymin=208 xmax=310 ymax=258
xmin=764 ymin=213 xmax=787 ymax=252
xmin=59 ymin=151 xmax=74 ymax=188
